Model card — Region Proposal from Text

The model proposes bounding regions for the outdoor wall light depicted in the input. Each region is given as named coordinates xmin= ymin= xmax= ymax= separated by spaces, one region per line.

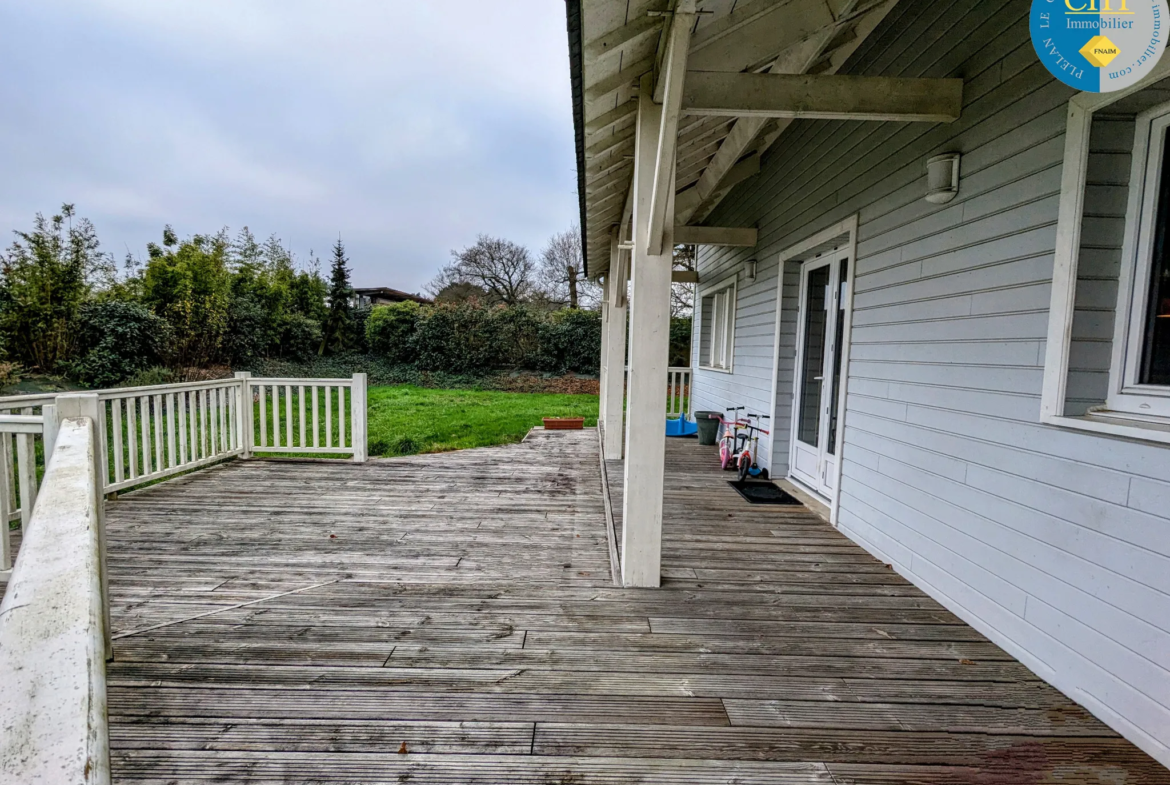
xmin=745 ymin=259 xmax=758 ymax=281
xmin=926 ymin=153 xmax=961 ymax=204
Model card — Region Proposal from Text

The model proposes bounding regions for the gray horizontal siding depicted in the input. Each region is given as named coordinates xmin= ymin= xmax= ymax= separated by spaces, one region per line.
xmin=690 ymin=0 xmax=1170 ymax=766
xmin=690 ymin=250 xmax=783 ymax=472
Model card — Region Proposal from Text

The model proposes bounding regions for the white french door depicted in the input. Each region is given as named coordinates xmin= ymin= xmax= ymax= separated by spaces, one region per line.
xmin=790 ymin=253 xmax=849 ymax=498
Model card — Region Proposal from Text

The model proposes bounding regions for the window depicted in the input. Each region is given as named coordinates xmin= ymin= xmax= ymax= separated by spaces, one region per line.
xmin=698 ymin=276 xmax=736 ymax=372
xmin=1111 ymin=104 xmax=1170 ymax=417
xmin=1042 ymin=77 xmax=1170 ymax=444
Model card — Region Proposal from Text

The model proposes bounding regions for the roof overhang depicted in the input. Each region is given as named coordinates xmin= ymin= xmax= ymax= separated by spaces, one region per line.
xmin=568 ymin=0 xmax=964 ymax=278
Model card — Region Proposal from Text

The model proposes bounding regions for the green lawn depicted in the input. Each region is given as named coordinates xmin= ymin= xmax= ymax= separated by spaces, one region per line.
xmin=367 ymin=385 xmax=598 ymax=456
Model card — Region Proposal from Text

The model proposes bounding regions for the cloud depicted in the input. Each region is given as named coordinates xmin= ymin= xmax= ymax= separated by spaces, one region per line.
xmin=0 ymin=1 xmax=578 ymax=291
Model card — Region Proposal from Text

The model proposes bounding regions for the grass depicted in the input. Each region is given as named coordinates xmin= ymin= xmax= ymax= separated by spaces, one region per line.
xmin=366 ymin=385 xmax=598 ymax=456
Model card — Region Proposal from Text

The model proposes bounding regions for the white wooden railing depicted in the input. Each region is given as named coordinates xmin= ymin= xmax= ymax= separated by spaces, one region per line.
xmin=0 ymin=396 xmax=54 ymax=547
xmin=622 ymin=366 xmax=693 ymax=420
xmin=101 ymin=378 xmax=246 ymax=493
xmin=0 ymin=409 xmax=51 ymax=574
xmin=248 ymin=376 xmax=367 ymax=461
xmin=0 ymin=373 xmax=367 ymax=540
xmin=666 ymin=366 xmax=692 ymax=419
xmin=0 ymin=398 xmax=111 ymax=784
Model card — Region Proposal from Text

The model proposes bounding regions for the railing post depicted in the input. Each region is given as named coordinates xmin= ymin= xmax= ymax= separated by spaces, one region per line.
xmin=54 ymin=393 xmax=111 ymax=661
xmin=235 ymin=372 xmax=253 ymax=459
xmin=351 ymin=373 xmax=368 ymax=463
xmin=42 ymin=403 xmax=60 ymax=468
xmin=0 ymin=434 xmax=10 ymax=574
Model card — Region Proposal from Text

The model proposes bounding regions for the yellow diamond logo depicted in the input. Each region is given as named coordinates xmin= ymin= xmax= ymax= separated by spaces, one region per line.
xmin=1081 ymin=36 xmax=1121 ymax=68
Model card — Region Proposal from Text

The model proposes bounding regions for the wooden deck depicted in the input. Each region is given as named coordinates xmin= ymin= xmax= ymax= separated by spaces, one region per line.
xmin=90 ymin=430 xmax=1167 ymax=782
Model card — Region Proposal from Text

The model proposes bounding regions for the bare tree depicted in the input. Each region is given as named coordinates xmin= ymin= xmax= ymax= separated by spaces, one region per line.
xmin=671 ymin=244 xmax=696 ymax=318
xmin=429 ymin=235 xmax=536 ymax=305
xmin=538 ymin=226 xmax=600 ymax=309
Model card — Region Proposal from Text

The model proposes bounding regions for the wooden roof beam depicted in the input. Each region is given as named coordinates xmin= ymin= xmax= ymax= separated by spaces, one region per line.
xmin=585 ymin=101 xmax=637 ymax=135
xmin=676 ymin=153 xmax=760 ymax=218
xmin=584 ymin=125 xmax=636 ymax=159
xmin=583 ymin=11 xmax=665 ymax=63
xmin=674 ymin=226 xmax=758 ymax=246
xmin=688 ymin=0 xmax=837 ymax=74
xmin=681 ymin=0 xmax=900 ymax=224
xmin=681 ymin=72 xmax=963 ymax=123
xmin=584 ymin=57 xmax=655 ymax=104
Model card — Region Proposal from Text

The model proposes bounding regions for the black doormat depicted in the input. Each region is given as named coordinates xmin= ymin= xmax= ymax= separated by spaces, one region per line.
xmin=729 ymin=480 xmax=803 ymax=505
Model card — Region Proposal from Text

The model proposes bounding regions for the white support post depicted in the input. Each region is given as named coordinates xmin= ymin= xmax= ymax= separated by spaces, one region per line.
xmin=602 ymin=240 xmax=629 ymax=460
xmin=54 ymin=393 xmax=111 ymax=661
xmin=599 ymin=276 xmax=610 ymax=428
xmin=621 ymin=74 xmax=675 ymax=588
xmin=42 ymin=403 xmax=60 ymax=469
xmin=351 ymin=373 xmax=368 ymax=463
xmin=235 ymin=372 xmax=253 ymax=459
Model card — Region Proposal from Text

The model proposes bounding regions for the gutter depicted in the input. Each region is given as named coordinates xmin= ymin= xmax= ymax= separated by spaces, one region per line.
xmin=565 ymin=0 xmax=589 ymax=277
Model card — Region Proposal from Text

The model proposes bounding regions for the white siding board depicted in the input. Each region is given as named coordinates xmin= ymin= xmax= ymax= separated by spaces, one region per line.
xmin=843 ymin=458 xmax=1170 ymax=656
xmin=846 ymin=408 xmax=1134 ymax=505
xmin=1128 ymin=477 xmax=1170 ymax=516
xmin=848 ymin=340 xmax=1043 ymax=366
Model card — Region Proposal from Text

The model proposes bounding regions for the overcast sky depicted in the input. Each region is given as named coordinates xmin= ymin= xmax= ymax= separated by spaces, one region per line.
xmin=0 ymin=1 xmax=579 ymax=292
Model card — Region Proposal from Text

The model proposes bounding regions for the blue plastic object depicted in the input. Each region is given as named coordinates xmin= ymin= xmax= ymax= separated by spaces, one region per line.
xmin=666 ymin=417 xmax=698 ymax=437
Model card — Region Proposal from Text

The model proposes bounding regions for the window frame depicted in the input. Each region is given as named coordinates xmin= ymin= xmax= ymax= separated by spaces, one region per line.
xmin=697 ymin=273 xmax=737 ymax=374
xmin=1041 ymin=58 xmax=1170 ymax=445
xmin=1108 ymin=103 xmax=1170 ymax=416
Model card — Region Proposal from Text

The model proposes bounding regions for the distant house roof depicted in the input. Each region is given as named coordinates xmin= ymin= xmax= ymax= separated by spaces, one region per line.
xmin=353 ymin=287 xmax=433 ymax=305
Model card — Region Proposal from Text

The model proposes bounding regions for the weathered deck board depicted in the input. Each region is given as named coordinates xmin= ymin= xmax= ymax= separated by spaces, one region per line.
xmin=99 ymin=430 xmax=1165 ymax=782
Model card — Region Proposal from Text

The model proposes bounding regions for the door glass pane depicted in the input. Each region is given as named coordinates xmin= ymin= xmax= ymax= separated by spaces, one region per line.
xmin=827 ymin=259 xmax=849 ymax=456
xmin=1141 ymin=130 xmax=1170 ymax=385
xmin=798 ymin=265 xmax=830 ymax=446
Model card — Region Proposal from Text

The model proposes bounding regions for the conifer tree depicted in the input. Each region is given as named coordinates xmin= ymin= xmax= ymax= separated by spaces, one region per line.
xmin=319 ymin=237 xmax=354 ymax=355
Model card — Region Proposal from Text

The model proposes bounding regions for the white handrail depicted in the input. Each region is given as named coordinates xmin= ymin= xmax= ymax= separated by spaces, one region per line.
xmin=0 ymin=414 xmax=110 ymax=784
xmin=0 ymin=414 xmax=45 ymax=572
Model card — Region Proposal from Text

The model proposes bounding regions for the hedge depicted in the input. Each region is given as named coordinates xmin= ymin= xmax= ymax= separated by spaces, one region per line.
xmin=365 ymin=301 xmax=604 ymax=375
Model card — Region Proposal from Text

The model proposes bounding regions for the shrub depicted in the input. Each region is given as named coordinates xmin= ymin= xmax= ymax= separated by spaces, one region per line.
xmin=69 ymin=301 xmax=172 ymax=388
xmin=535 ymin=308 xmax=602 ymax=374
xmin=0 ymin=361 xmax=22 ymax=389
xmin=279 ymin=314 xmax=322 ymax=361
xmin=414 ymin=302 xmax=498 ymax=374
xmin=489 ymin=305 xmax=543 ymax=369
xmin=366 ymin=301 xmax=420 ymax=364
xmin=223 ymin=295 xmax=268 ymax=365
xmin=350 ymin=306 xmax=371 ymax=354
